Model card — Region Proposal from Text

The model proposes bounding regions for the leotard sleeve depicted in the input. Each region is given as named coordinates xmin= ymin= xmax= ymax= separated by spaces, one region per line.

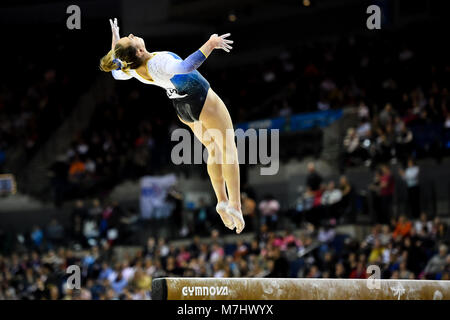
xmin=149 ymin=50 xmax=207 ymax=78
xmin=111 ymin=69 xmax=133 ymax=80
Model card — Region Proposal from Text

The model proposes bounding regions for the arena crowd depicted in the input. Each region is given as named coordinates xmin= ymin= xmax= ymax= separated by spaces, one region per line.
xmin=0 ymin=212 xmax=449 ymax=300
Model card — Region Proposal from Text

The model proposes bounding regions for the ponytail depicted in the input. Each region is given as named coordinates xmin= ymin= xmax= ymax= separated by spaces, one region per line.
xmin=99 ymin=44 xmax=141 ymax=74
xmin=99 ymin=49 xmax=119 ymax=72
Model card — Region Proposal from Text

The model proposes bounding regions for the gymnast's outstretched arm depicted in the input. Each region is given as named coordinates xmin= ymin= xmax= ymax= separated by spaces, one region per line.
xmin=162 ymin=33 xmax=233 ymax=75
xmin=108 ymin=18 xmax=133 ymax=80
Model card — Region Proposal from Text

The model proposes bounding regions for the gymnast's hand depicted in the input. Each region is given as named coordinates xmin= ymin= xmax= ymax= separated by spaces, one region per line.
xmin=208 ymin=33 xmax=233 ymax=53
xmin=109 ymin=18 xmax=120 ymax=50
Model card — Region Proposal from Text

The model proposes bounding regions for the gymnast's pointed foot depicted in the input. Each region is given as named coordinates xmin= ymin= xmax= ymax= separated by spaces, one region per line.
xmin=226 ymin=205 xmax=245 ymax=234
xmin=216 ymin=201 xmax=235 ymax=230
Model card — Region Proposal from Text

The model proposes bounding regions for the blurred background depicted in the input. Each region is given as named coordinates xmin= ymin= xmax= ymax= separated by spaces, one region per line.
xmin=0 ymin=0 xmax=449 ymax=300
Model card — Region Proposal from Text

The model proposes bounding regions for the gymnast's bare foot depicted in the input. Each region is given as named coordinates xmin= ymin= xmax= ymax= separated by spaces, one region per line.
xmin=216 ymin=201 xmax=235 ymax=230
xmin=226 ymin=203 xmax=245 ymax=234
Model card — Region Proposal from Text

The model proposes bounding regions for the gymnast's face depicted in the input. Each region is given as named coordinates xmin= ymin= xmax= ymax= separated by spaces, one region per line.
xmin=117 ymin=34 xmax=146 ymax=56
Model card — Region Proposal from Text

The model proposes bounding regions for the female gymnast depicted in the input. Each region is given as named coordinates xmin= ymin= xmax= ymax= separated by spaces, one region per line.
xmin=100 ymin=18 xmax=245 ymax=234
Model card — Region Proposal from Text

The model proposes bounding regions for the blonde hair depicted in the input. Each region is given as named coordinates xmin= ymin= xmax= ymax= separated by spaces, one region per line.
xmin=99 ymin=43 xmax=141 ymax=74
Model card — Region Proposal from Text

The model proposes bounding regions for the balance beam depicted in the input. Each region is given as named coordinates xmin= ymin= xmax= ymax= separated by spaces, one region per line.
xmin=152 ymin=277 xmax=450 ymax=300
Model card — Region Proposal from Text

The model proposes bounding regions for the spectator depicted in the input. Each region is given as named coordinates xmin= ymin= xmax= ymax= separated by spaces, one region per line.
xmin=48 ymin=154 xmax=69 ymax=207
xmin=368 ymin=239 xmax=385 ymax=264
xmin=395 ymin=122 xmax=414 ymax=165
xmin=399 ymin=159 xmax=421 ymax=219
xmin=339 ymin=176 xmax=355 ymax=223
xmin=241 ymin=192 xmax=256 ymax=232
xmin=342 ymin=127 xmax=370 ymax=167
xmin=379 ymin=103 xmax=396 ymax=128
xmin=68 ymin=154 xmax=86 ymax=183
xmin=357 ymin=101 xmax=370 ymax=119
xmin=83 ymin=214 xmax=100 ymax=247
xmin=45 ymin=219 xmax=65 ymax=247
xmin=393 ymin=215 xmax=412 ymax=239
xmin=334 ymin=262 xmax=348 ymax=278
xmin=374 ymin=131 xmax=395 ymax=165
xmin=70 ymin=200 xmax=87 ymax=244
xmin=343 ymin=128 xmax=359 ymax=154
xmin=318 ymin=224 xmax=336 ymax=244
xmin=98 ymin=262 xmax=114 ymax=281
xmin=306 ymin=162 xmax=323 ymax=192
xmin=194 ymin=198 xmax=209 ymax=236
xmin=306 ymin=265 xmax=322 ymax=278
xmin=379 ymin=165 xmax=395 ymax=224
xmin=356 ymin=118 xmax=371 ymax=139
xmin=379 ymin=225 xmax=392 ymax=246
xmin=349 ymin=262 xmax=367 ymax=279
xmin=30 ymin=226 xmax=44 ymax=249
xmin=414 ymin=212 xmax=432 ymax=235
xmin=368 ymin=169 xmax=382 ymax=222
xmin=424 ymin=244 xmax=448 ymax=279
xmin=89 ymin=199 xmax=103 ymax=217
xmin=130 ymin=268 xmax=151 ymax=293
xmin=258 ymin=194 xmax=280 ymax=231
xmin=111 ymin=271 xmax=128 ymax=295
xmin=321 ymin=181 xmax=342 ymax=206
xmin=209 ymin=243 xmax=224 ymax=264
xmin=267 ymin=247 xmax=289 ymax=277
xmin=321 ymin=181 xmax=343 ymax=221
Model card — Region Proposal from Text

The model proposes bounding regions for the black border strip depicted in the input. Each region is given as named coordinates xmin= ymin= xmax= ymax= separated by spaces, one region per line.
xmin=152 ymin=278 xmax=168 ymax=300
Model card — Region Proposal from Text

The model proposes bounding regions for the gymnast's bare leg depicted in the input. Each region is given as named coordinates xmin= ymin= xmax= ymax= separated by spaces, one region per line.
xmin=178 ymin=114 xmax=240 ymax=232
xmin=199 ymin=88 xmax=245 ymax=234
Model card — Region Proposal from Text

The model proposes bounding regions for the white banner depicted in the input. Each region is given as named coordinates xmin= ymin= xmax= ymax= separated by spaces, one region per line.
xmin=140 ymin=174 xmax=177 ymax=219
